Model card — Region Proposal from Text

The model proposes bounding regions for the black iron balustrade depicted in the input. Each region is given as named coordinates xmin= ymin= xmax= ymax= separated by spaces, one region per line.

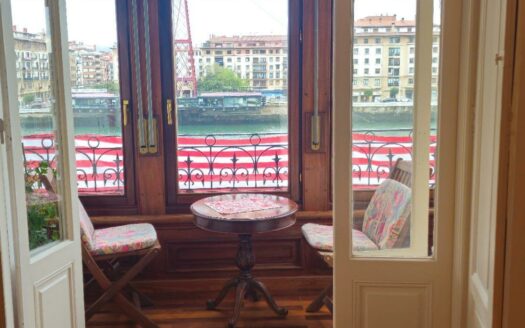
xmin=177 ymin=133 xmax=288 ymax=192
xmin=22 ymin=135 xmax=125 ymax=194
xmin=352 ymin=128 xmax=437 ymax=187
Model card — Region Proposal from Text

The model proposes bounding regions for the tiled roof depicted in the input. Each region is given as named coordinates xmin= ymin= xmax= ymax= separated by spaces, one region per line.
xmin=355 ymin=15 xmax=415 ymax=27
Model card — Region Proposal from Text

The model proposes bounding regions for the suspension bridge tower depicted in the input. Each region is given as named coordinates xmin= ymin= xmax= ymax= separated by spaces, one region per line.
xmin=173 ymin=0 xmax=197 ymax=97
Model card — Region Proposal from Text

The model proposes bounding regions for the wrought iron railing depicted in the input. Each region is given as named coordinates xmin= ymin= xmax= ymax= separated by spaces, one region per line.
xmin=177 ymin=133 xmax=288 ymax=192
xmin=22 ymin=135 xmax=125 ymax=194
xmin=352 ymin=128 xmax=437 ymax=187
xmin=21 ymin=128 xmax=437 ymax=195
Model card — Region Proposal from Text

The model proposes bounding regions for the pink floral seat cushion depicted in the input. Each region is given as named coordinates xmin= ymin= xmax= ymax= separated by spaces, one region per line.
xmin=89 ymin=223 xmax=158 ymax=256
xmin=361 ymin=179 xmax=411 ymax=249
xmin=301 ymin=223 xmax=379 ymax=252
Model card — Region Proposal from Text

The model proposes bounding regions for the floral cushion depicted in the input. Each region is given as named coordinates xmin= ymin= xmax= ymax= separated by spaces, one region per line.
xmin=302 ymin=223 xmax=333 ymax=251
xmin=352 ymin=229 xmax=379 ymax=251
xmin=78 ymin=201 xmax=95 ymax=250
xmin=301 ymin=223 xmax=379 ymax=252
xmin=90 ymin=223 xmax=157 ymax=256
xmin=361 ymin=179 xmax=411 ymax=249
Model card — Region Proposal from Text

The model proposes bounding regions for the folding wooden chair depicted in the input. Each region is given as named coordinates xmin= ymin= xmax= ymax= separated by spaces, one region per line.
xmin=78 ymin=201 xmax=161 ymax=327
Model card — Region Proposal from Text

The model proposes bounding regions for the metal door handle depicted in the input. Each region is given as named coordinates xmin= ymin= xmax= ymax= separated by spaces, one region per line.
xmin=123 ymin=99 xmax=129 ymax=126
xmin=167 ymin=99 xmax=173 ymax=125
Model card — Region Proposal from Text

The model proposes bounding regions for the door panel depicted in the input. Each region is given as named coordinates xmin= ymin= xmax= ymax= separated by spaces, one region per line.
xmin=333 ymin=0 xmax=463 ymax=326
xmin=467 ymin=0 xmax=507 ymax=326
xmin=0 ymin=0 xmax=85 ymax=326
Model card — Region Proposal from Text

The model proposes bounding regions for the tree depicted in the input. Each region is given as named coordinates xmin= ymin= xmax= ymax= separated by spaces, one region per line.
xmin=364 ymin=89 xmax=374 ymax=101
xmin=198 ymin=65 xmax=249 ymax=93
xmin=22 ymin=94 xmax=35 ymax=105
xmin=389 ymin=87 xmax=399 ymax=99
xmin=91 ymin=81 xmax=120 ymax=93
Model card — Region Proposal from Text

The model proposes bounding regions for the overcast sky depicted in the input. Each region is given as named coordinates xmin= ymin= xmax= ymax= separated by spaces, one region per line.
xmin=11 ymin=0 xmax=440 ymax=49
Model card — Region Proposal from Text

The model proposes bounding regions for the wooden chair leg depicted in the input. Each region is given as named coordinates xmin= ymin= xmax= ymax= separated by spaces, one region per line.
xmin=86 ymin=247 xmax=158 ymax=318
xmin=82 ymin=246 xmax=159 ymax=327
xmin=306 ymin=283 xmax=333 ymax=313
xmin=323 ymin=295 xmax=333 ymax=313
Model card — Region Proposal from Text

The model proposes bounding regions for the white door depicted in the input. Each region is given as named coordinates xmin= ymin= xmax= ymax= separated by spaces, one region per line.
xmin=467 ymin=0 xmax=507 ymax=326
xmin=332 ymin=0 xmax=466 ymax=326
xmin=0 ymin=0 xmax=85 ymax=326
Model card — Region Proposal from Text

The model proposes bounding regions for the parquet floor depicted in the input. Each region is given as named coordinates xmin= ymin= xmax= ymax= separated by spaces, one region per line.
xmin=86 ymin=288 xmax=333 ymax=328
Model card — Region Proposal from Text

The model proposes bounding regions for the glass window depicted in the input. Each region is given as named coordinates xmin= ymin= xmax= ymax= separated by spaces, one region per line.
xmin=352 ymin=0 xmax=440 ymax=257
xmin=171 ymin=0 xmax=290 ymax=193
xmin=65 ymin=0 xmax=129 ymax=196
xmin=13 ymin=0 xmax=65 ymax=250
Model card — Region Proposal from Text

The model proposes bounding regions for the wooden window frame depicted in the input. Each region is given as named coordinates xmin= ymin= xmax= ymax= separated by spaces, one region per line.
xmin=158 ymin=0 xmax=302 ymax=213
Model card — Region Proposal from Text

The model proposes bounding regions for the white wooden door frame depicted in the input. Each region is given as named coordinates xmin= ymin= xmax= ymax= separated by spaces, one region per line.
xmin=0 ymin=5 xmax=16 ymax=322
xmin=332 ymin=0 xmax=482 ymax=326
xmin=0 ymin=0 xmax=85 ymax=326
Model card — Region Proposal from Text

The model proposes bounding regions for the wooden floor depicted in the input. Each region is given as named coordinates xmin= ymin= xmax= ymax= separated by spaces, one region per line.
xmin=86 ymin=285 xmax=333 ymax=327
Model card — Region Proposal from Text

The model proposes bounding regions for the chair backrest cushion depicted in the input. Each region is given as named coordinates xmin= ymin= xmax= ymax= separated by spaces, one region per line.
xmin=361 ymin=179 xmax=411 ymax=249
xmin=78 ymin=199 xmax=95 ymax=250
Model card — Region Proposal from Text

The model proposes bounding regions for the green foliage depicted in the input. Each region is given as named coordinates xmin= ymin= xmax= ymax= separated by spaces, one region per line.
xmin=364 ymin=89 xmax=374 ymax=99
xmin=198 ymin=65 xmax=249 ymax=93
xmin=24 ymin=160 xmax=60 ymax=249
xmin=22 ymin=94 xmax=35 ymax=105
xmin=27 ymin=201 xmax=59 ymax=249
xmin=90 ymin=81 xmax=120 ymax=93
xmin=389 ymin=87 xmax=399 ymax=98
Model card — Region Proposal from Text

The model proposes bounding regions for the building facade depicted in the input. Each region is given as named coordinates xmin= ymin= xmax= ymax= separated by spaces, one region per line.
xmin=68 ymin=41 xmax=116 ymax=88
xmin=13 ymin=26 xmax=51 ymax=105
xmin=352 ymin=14 xmax=440 ymax=102
xmin=193 ymin=35 xmax=288 ymax=93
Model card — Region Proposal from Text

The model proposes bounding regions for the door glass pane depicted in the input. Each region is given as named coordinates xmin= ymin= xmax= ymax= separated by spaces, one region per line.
xmin=66 ymin=0 xmax=125 ymax=195
xmin=12 ymin=0 xmax=64 ymax=250
xmin=351 ymin=0 xmax=440 ymax=256
xmin=172 ymin=0 xmax=289 ymax=192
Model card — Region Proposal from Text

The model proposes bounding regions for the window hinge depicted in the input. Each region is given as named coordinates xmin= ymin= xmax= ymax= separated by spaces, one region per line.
xmin=299 ymin=173 xmax=302 ymax=183
xmin=299 ymin=29 xmax=303 ymax=44
xmin=0 ymin=118 xmax=5 ymax=144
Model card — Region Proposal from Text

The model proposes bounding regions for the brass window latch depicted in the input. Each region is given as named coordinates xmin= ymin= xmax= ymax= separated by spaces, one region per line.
xmin=0 ymin=118 xmax=5 ymax=144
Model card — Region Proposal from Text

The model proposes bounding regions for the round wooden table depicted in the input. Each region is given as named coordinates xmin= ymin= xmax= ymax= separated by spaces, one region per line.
xmin=191 ymin=193 xmax=298 ymax=328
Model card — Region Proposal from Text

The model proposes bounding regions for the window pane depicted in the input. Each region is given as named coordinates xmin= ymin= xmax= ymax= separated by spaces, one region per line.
xmin=66 ymin=0 xmax=125 ymax=195
xmin=13 ymin=0 xmax=64 ymax=250
xmin=173 ymin=0 xmax=289 ymax=192
xmin=351 ymin=0 xmax=440 ymax=256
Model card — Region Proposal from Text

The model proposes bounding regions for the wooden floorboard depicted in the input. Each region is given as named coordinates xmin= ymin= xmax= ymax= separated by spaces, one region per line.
xmin=86 ymin=290 xmax=333 ymax=327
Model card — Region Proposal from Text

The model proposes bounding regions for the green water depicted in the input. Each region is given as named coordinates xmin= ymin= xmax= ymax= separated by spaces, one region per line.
xmin=20 ymin=113 xmax=436 ymax=137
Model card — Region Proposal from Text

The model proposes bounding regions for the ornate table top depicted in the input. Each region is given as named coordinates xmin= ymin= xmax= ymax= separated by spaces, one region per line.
xmin=191 ymin=193 xmax=298 ymax=234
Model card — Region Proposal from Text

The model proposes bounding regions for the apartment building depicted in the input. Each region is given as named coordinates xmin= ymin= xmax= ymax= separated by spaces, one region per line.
xmin=13 ymin=26 xmax=51 ymax=105
xmin=193 ymin=35 xmax=288 ymax=91
xmin=68 ymin=41 xmax=115 ymax=88
xmin=352 ymin=14 xmax=440 ymax=102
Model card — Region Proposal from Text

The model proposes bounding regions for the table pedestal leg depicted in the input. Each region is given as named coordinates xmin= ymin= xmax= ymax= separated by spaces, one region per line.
xmin=206 ymin=234 xmax=288 ymax=327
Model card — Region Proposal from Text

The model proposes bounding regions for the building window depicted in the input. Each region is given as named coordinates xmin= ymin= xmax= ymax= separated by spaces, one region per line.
xmin=388 ymin=47 xmax=401 ymax=56
xmin=375 ymin=48 xmax=381 ymax=54
xmin=375 ymin=68 xmax=380 ymax=74
xmin=375 ymin=37 xmax=381 ymax=44
xmin=364 ymin=68 xmax=369 ymax=74
xmin=375 ymin=58 xmax=380 ymax=64
xmin=365 ymin=48 xmax=370 ymax=55
xmin=364 ymin=38 xmax=369 ymax=44
xmin=365 ymin=58 xmax=369 ymax=65
xmin=354 ymin=48 xmax=359 ymax=55
xmin=374 ymin=78 xmax=380 ymax=87
xmin=363 ymin=78 xmax=369 ymax=86
xmin=389 ymin=36 xmax=400 ymax=43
